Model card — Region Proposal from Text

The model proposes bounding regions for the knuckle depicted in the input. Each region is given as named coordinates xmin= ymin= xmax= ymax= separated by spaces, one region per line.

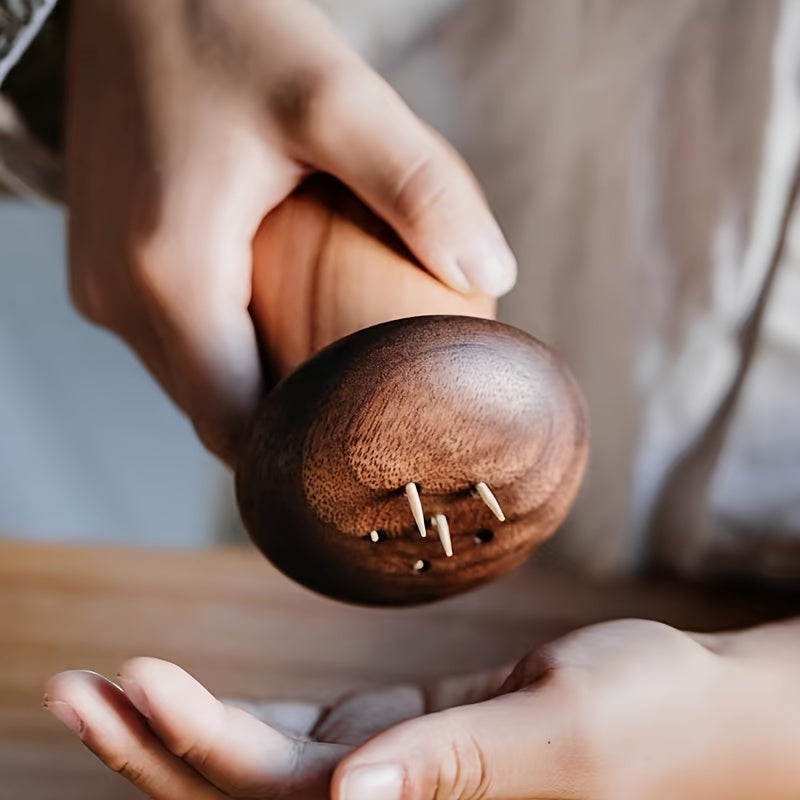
xmin=192 ymin=416 xmax=236 ymax=464
xmin=109 ymin=755 xmax=146 ymax=784
xmin=269 ymin=61 xmax=356 ymax=141
xmin=429 ymin=721 xmax=490 ymax=800
xmin=127 ymin=234 xmax=177 ymax=309
xmin=545 ymin=668 xmax=605 ymax=780
xmin=172 ymin=704 xmax=229 ymax=778
xmin=68 ymin=270 xmax=110 ymax=327
xmin=390 ymin=154 xmax=449 ymax=231
xmin=127 ymin=227 xmax=226 ymax=318
xmin=176 ymin=738 xmax=213 ymax=772
xmin=543 ymin=666 xmax=591 ymax=726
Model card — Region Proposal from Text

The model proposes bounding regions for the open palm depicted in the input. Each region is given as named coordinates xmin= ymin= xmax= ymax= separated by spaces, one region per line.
xmin=44 ymin=618 xmax=753 ymax=800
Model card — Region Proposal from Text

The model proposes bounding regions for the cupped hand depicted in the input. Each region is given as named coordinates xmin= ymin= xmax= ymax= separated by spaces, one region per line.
xmin=45 ymin=619 xmax=788 ymax=800
xmin=66 ymin=0 xmax=514 ymax=463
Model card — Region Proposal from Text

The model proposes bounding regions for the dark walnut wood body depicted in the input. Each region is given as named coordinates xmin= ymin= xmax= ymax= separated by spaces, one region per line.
xmin=236 ymin=315 xmax=588 ymax=606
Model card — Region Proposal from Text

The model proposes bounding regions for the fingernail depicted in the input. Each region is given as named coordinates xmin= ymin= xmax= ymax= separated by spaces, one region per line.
xmin=43 ymin=699 xmax=84 ymax=737
xmin=340 ymin=764 xmax=404 ymax=800
xmin=458 ymin=236 xmax=517 ymax=297
xmin=118 ymin=677 xmax=150 ymax=718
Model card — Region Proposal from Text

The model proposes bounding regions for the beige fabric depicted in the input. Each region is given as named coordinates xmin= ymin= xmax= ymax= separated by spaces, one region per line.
xmin=644 ymin=0 xmax=800 ymax=581
xmin=0 ymin=0 xmax=57 ymax=84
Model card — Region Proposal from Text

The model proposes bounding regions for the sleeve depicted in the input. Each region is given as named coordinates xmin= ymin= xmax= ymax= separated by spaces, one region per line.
xmin=0 ymin=0 xmax=58 ymax=84
xmin=0 ymin=0 xmax=63 ymax=201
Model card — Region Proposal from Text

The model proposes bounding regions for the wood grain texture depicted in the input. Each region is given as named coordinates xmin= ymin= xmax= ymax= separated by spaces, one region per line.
xmin=236 ymin=315 xmax=588 ymax=605
xmin=249 ymin=175 xmax=494 ymax=383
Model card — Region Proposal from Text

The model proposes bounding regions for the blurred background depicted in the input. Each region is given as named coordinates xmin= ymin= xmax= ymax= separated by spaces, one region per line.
xmin=0 ymin=199 xmax=235 ymax=546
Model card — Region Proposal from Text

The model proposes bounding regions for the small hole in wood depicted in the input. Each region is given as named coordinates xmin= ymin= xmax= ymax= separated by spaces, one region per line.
xmin=412 ymin=559 xmax=430 ymax=573
xmin=474 ymin=529 xmax=494 ymax=544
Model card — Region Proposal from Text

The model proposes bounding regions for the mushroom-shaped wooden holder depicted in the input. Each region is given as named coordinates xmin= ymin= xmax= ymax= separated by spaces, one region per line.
xmin=236 ymin=315 xmax=587 ymax=606
xmin=236 ymin=176 xmax=588 ymax=606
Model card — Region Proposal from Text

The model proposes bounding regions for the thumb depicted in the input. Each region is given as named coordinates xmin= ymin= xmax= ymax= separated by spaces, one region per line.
xmin=331 ymin=686 xmax=589 ymax=800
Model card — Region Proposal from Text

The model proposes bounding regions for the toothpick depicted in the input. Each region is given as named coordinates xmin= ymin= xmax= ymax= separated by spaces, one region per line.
xmin=433 ymin=513 xmax=453 ymax=557
xmin=369 ymin=530 xmax=380 ymax=543
xmin=405 ymin=483 xmax=427 ymax=538
xmin=475 ymin=482 xmax=505 ymax=522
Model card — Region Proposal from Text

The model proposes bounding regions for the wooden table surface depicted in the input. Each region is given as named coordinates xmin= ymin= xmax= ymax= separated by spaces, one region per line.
xmin=1 ymin=539 xmax=796 ymax=799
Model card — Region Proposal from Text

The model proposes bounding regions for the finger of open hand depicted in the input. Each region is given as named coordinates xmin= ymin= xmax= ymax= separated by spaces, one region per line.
xmin=118 ymin=657 xmax=348 ymax=799
xmin=43 ymin=670 xmax=225 ymax=800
